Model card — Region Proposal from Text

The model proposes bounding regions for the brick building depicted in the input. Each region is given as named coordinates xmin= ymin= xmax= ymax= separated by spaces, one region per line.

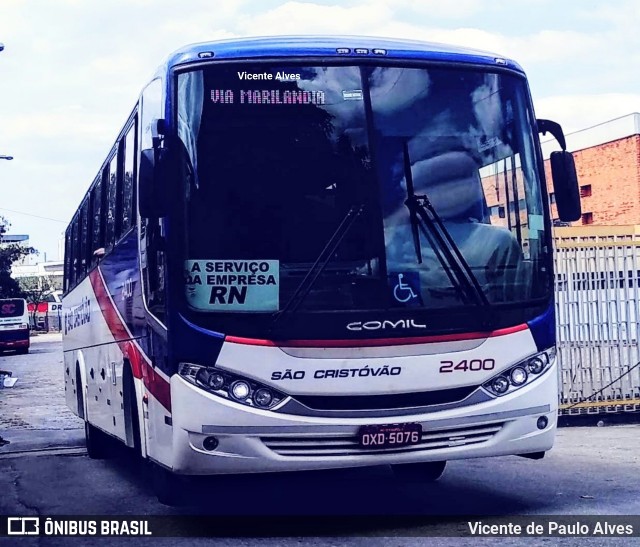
xmin=479 ymin=112 xmax=640 ymax=233
xmin=542 ymin=112 xmax=640 ymax=226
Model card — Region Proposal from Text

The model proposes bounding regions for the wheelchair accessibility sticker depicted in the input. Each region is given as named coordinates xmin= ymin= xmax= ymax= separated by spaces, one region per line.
xmin=389 ymin=271 xmax=422 ymax=306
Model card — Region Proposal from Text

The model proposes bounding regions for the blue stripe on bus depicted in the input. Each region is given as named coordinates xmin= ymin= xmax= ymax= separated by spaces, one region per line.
xmin=527 ymin=304 xmax=555 ymax=352
xmin=163 ymin=36 xmax=524 ymax=73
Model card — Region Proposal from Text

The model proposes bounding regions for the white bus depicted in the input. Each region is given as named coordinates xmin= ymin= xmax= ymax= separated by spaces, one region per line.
xmin=62 ymin=36 xmax=580 ymax=504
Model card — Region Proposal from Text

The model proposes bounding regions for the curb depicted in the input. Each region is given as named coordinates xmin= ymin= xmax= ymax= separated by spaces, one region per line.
xmin=0 ymin=428 xmax=84 ymax=455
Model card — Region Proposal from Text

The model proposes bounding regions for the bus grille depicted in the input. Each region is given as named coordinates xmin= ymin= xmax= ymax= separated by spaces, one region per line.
xmin=261 ymin=422 xmax=504 ymax=457
xmin=292 ymin=385 xmax=479 ymax=411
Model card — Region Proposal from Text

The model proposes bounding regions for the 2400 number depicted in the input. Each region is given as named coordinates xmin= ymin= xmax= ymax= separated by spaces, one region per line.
xmin=439 ymin=359 xmax=495 ymax=373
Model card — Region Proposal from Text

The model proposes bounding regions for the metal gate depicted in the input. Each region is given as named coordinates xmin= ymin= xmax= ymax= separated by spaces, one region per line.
xmin=555 ymin=231 xmax=640 ymax=415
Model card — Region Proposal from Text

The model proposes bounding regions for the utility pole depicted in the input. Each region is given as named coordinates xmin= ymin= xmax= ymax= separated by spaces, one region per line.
xmin=1 ymin=45 xmax=13 ymax=161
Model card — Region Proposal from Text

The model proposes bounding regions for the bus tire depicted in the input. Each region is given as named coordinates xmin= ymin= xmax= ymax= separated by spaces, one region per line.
xmin=84 ymin=421 xmax=112 ymax=460
xmin=122 ymin=363 xmax=143 ymax=460
xmin=392 ymin=461 xmax=447 ymax=482
xmin=151 ymin=463 xmax=183 ymax=506
xmin=75 ymin=365 xmax=85 ymax=419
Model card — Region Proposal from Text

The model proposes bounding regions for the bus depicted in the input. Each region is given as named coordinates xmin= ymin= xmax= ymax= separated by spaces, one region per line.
xmin=0 ymin=298 xmax=30 ymax=354
xmin=62 ymin=36 xmax=581 ymax=504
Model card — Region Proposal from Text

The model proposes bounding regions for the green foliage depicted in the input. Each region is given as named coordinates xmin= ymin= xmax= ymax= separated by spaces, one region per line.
xmin=0 ymin=215 xmax=37 ymax=298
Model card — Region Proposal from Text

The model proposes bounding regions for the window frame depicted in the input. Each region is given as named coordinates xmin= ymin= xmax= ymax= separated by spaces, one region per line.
xmin=119 ymin=116 xmax=138 ymax=239
xmin=71 ymin=215 xmax=81 ymax=286
xmin=79 ymin=196 xmax=90 ymax=278
xmin=115 ymin=138 xmax=125 ymax=240
xmin=581 ymin=211 xmax=593 ymax=225
xmin=63 ymin=107 xmax=140 ymax=294
xmin=105 ymin=150 xmax=120 ymax=251
xmin=63 ymin=225 xmax=72 ymax=294
xmin=89 ymin=175 xmax=103 ymax=268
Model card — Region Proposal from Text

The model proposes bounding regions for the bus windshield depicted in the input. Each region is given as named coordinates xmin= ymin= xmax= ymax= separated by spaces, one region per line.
xmin=176 ymin=63 xmax=549 ymax=323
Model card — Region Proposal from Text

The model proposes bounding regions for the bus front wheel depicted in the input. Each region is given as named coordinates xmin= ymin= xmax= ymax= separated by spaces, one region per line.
xmin=391 ymin=461 xmax=447 ymax=482
xmin=151 ymin=463 xmax=185 ymax=506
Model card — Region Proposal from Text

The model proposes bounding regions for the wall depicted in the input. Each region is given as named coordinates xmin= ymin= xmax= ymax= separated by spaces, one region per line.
xmin=547 ymin=135 xmax=640 ymax=225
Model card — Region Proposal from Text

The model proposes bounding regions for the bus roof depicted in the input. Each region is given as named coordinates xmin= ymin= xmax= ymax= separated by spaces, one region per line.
xmin=163 ymin=36 xmax=524 ymax=74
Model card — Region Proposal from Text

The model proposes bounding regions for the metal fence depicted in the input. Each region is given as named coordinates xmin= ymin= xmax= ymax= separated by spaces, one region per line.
xmin=29 ymin=311 xmax=62 ymax=333
xmin=555 ymin=238 xmax=640 ymax=415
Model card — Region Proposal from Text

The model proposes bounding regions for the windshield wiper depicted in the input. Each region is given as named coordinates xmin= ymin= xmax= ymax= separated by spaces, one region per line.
xmin=402 ymin=142 xmax=492 ymax=316
xmin=270 ymin=204 xmax=365 ymax=330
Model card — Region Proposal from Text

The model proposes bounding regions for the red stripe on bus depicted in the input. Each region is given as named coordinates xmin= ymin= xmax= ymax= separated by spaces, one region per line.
xmin=122 ymin=340 xmax=142 ymax=379
xmin=225 ymin=323 xmax=529 ymax=348
xmin=89 ymin=269 xmax=171 ymax=412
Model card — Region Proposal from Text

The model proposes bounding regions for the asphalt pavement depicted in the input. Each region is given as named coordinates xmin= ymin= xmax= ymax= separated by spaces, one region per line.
xmin=0 ymin=332 xmax=83 ymax=453
xmin=1 ymin=334 xmax=639 ymax=546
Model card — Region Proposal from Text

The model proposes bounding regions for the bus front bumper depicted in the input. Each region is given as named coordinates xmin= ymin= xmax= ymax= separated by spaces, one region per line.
xmin=169 ymin=367 xmax=558 ymax=475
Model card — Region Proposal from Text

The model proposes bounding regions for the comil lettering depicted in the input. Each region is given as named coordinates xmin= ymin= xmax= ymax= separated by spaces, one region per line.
xmin=346 ymin=319 xmax=427 ymax=331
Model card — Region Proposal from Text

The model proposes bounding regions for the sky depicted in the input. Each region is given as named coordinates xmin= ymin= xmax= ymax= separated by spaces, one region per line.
xmin=0 ymin=0 xmax=639 ymax=261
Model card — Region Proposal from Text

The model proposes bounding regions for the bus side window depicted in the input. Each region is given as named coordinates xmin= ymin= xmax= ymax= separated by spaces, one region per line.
xmin=71 ymin=216 xmax=80 ymax=287
xmin=79 ymin=198 xmax=89 ymax=277
xmin=140 ymin=79 xmax=166 ymax=323
xmin=90 ymin=176 xmax=103 ymax=266
xmin=115 ymin=139 xmax=125 ymax=240
xmin=64 ymin=226 xmax=72 ymax=293
xmin=105 ymin=151 xmax=119 ymax=250
xmin=122 ymin=118 xmax=137 ymax=234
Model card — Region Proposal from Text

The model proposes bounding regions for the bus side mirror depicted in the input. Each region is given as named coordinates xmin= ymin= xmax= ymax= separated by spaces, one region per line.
xmin=550 ymin=151 xmax=581 ymax=222
xmin=538 ymin=118 xmax=581 ymax=223
xmin=92 ymin=247 xmax=105 ymax=263
xmin=139 ymin=148 xmax=168 ymax=218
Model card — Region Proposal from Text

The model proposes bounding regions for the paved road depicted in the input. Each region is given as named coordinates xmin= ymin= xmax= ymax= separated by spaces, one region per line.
xmin=0 ymin=332 xmax=83 ymax=453
xmin=1 ymin=335 xmax=639 ymax=546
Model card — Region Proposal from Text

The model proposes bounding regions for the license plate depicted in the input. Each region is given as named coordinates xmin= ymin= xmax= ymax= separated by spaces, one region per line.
xmin=358 ymin=423 xmax=422 ymax=448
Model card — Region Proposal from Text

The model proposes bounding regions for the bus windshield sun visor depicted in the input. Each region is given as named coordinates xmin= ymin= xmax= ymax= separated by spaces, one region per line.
xmin=401 ymin=142 xmax=495 ymax=327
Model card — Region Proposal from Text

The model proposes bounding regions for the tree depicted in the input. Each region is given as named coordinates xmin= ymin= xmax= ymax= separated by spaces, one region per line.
xmin=0 ymin=215 xmax=37 ymax=298
xmin=18 ymin=275 xmax=55 ymax=327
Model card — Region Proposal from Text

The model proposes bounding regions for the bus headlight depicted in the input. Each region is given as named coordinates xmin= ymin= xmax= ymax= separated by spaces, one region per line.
xmin=483 ymin=348 xmax=555 ymax=397
xmin=253 ymin=388 xmax=274 ymax=408
xmin=178 ymin=363 xmax=286 ymax=410
xmin=510 ymin=367 xmax=528 ymax=386
xmin=230 ymin=380 xmax=251 ymax=401
xmin=527 ymin=357 xmax=545 ymax=374
xmin=207 ymin=372 xmax=225 ymax=390
xmin=491 ymin=376 xmax=509 ymax=394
